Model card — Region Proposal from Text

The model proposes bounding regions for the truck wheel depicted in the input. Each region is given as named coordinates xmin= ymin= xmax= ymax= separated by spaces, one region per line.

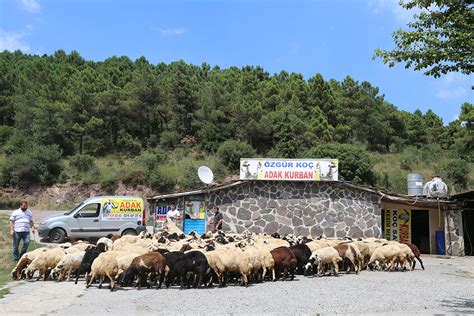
xmin=122 ymin=229 xmax=137 ymax=236
xmin=49 ymin=228 xmax=67 ymax=243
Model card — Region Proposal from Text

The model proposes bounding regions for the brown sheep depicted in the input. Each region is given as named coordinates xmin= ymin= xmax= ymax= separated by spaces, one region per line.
xmin=122 ymin=252 xmax=168 ymax=290
xmin=270 ymin=246 xmax=297 ymax=281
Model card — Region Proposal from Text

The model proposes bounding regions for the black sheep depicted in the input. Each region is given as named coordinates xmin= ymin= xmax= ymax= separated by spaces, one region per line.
xmin=289 ymin=244 xmax=312 ymax=275
xmin=74 ymin=243 xmax=107 ymax=284
xmin=173 ymin=251 xmax=210 ymax=289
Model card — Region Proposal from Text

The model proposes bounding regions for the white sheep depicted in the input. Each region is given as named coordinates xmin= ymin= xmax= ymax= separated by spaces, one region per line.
xmin=97 ymin=237 xmax=113 ymax=251
xmin=24 ymin=247 xmax=66 ymax=280
xmin=305 ymin=246 xmax=342 ymax=277
xmin=86 ymin=252 xmax=120 ymax=291
xmin=368 ymin=244 xmax=402 ymax=271
xmin=52 ymin=250 xmax=86 ymax=281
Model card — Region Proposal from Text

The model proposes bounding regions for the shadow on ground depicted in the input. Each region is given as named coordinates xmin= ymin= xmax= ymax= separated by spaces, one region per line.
xmin=440 ymin=297 xmax=474 ymax=313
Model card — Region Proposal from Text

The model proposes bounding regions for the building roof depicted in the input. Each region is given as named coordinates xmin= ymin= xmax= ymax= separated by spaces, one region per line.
xmin=450 ymin=190 xmax=474 ymax=201
xmin=147 ymin=179 xmax=453 ymax=209
xmin=148 ymin=180 xmax=245 ymax=200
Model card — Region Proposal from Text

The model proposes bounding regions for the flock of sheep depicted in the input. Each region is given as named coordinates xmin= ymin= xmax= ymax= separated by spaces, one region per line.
xmin=11 ymin=221 xmax=424 ymax=291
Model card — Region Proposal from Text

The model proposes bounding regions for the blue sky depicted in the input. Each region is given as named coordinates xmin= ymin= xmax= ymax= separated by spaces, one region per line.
xmin=1 ymin=0 xmax=472 ymax=124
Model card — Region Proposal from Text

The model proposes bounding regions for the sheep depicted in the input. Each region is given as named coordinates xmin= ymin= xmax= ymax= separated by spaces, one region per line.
xmin=202 ymin=248 xmax=252 ymax=287
xmin=305 ymin=247 xmax=342 ymax=277
xmin=368 ymin=244 xmax=402 ymax=271
xmin=66 ymin=241 xmax=93 ymax=254
xmin=122 ymin=252 xmax=168 ymax=290
xmin=74 ymin=243 xmax=107 ymax=284
xmin=255 ymin=238 xmax=290 ymax=250
xmin=86 ymin=252 xmax=120 ymax=291
xmin=403 ymin=243 xmax=424 ymax=270
xmin=173 ymin=251 xmax=211 ymax=289
xmin=270 ymin=246 xmax=298 ymax=281
xmin=387 ymin=241 xmax=416 ymax=271
xmin=51 ymin=250 xmax=86 ymax=281
xmin=116 ymin=252 xmax=142 ymax=282
xmin=162 ymin=251 xmax=186 ymax=288
xmin=11 ymin=247 xmax=48 ymax=280
xmin=164 ymin=217 xmax=184 ymax=235
xmin=349 ymin=240 xmax=371 ymax=269
xmin=289 ymin=244 xmax=312 ymax=275
xmin=236 ymin=241 xmax=275 ymax=282
xmin=334 ymin=243 xmax=361 ymax=274
xmin=24 ymin=247 xmax=66 ymax=280
xmin=305 ymin=240 xmax=332 ymax=252
xmin=97 ymin=237 xmax=113 ymax=251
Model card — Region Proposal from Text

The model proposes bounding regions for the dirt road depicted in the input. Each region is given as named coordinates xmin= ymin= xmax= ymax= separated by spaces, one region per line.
xmin=1 ymin=256 xmax=473 ymax=315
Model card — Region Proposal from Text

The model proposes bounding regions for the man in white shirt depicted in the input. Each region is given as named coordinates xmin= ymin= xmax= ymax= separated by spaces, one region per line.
xmin=166 ymin=203 xmax=182 ymax=225
xmin=10 ymin=201 xmax=35 ymax=261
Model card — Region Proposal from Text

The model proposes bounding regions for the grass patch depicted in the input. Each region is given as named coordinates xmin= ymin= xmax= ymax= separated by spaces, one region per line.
xmin=0 ymin=214 xmax=41 ymax=299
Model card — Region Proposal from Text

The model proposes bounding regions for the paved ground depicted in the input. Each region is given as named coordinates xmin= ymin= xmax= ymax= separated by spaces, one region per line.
xmin=1 ymin=256 xmax=473 ymax=315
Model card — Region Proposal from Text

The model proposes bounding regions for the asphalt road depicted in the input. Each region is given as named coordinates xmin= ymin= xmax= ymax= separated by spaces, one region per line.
xmin=1 ymin=256 xmax=473 ymax=315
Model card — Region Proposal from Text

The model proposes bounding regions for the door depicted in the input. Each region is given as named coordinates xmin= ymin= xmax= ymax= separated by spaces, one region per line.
xmin=71 ymin=203 xmax=101 ymax=237
xmin=463 ymin=211 xmax=474 ymax=256
xmin=411 ymin=209 xmax=430 ymax=254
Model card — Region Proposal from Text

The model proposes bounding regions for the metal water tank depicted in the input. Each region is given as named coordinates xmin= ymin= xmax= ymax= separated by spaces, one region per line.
xmin=407 ymin=173 xmax=424 ymax=195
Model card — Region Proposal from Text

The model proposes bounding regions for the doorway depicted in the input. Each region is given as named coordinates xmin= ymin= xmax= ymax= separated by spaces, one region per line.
xmin=411 ymin=209 xmax=430 ymax=254
xmin=462 ymin=211 xmax=474 ymax=256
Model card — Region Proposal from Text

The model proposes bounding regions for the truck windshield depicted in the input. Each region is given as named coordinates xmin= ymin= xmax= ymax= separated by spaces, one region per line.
xmin=64 ymin=202 xmax=84 ymax=215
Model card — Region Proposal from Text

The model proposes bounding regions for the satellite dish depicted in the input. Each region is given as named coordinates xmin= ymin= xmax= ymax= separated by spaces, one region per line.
xmin=198 ymin=166 xmax=214 ymax=184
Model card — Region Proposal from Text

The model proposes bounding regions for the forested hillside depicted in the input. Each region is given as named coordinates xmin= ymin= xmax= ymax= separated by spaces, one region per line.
xmin=0 ymin=50 xmax=472 ymax=196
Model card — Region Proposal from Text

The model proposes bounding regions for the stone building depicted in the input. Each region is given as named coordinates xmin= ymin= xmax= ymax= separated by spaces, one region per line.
xmin=148 ymin=180 xmax=470 ymax=256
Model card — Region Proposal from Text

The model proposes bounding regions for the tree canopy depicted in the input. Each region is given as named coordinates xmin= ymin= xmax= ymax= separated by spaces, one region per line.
xmin=0 ymin=50 xmax=471 ymax=191
xmin=374 ymin=0 xmax=473 ymax=77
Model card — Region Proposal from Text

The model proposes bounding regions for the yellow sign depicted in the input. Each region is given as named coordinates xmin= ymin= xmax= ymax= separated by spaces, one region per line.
xmin=101 ymin=198 xmax=143 ymax=221
xmin=384 ymin=209 xmax=411 ymax=243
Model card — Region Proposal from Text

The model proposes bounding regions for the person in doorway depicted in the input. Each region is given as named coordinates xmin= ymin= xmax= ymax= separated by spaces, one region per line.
xmin=166 ymin=203 xmax=182 ymax=225
xmin=208 ymin=206 xmax=223 ymax=233
xmin=10 ymin=201 xmax=35 ymax=261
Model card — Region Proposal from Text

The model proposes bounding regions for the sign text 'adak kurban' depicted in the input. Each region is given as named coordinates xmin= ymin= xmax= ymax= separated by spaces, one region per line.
xmin=239 ymin=158 xmax=338 ymax=181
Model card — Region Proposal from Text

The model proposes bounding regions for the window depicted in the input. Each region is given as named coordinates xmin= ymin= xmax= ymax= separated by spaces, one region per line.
xmin=76 ymin=203 xmax=101 ymax=218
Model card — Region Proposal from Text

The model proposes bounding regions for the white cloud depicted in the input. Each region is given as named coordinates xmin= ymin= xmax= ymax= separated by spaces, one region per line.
xmin=0 ymin=30 xmax=30 ymax=52
xmin=436 ymin=87 xmax=467 ymax=100
xmin=159 ymin=27 xmax=185 ymax=36
xmin=369 ymin=0 xmax=420 ymax=24
xmin=435 ymin=73 xmax=473 ymax=100
xmin=21 ymin=0 xmax=41 ymax=14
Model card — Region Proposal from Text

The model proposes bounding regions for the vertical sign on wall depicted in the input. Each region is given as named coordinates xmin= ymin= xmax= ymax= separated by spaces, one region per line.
xmin=383 ymin=209 xmax=411 ymax=243
xmin=384 ymin=209 xmax=392 ymax=240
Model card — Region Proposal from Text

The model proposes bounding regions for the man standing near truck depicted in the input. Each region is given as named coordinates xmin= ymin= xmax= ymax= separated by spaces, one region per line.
xmin=10 ymin=201 xmax=35 ymax=261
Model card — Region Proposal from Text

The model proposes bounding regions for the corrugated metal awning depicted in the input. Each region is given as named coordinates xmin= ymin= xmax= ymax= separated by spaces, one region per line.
xmin=147 ymin=180 xmax=245 ymax=201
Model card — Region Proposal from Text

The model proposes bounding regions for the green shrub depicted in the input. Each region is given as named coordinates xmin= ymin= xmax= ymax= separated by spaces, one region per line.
xmin=100 ymin=175 xmax=118 ymax=195
xmin=117 ymin=130 xmax=142 ymax=156
xmin=304 ymin=143 xmax=375 ymax=185
xmin=179 ymin=162 xmax=201 ymax=189
xmin=159 ymin=131 xmax=181 ymax=150
xmin=136 ymin=149 xmax=165 ymax=173
xmin=122 ymin=170 xmax=145 ymax=186
xmin=148 ymin=165 xmax=176 ymax=192
xmin=0 ymin=126 xmax=13 ymax=148
xmin=435 ymin=158 xmax=470 ymax=192
xmin=2 ymin=144 xmax=63 ymax=187
xmin=69 ymin=154 xmax=97 ymax=173
xmin=217 ymin=140 xmax=256 ymax=171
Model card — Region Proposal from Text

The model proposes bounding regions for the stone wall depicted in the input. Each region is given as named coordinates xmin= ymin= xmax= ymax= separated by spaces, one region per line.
xmin=444 ymin=210 xmax=465 ymax=256
xmin=206 ymin=181 xmax=381 ymax=238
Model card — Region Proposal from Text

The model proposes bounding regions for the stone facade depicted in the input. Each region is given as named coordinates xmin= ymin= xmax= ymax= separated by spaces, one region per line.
xmin=206 ymin=181 xmax=381 ymax=238
xmin=444 ymin=210 xmax=465 ymax=256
